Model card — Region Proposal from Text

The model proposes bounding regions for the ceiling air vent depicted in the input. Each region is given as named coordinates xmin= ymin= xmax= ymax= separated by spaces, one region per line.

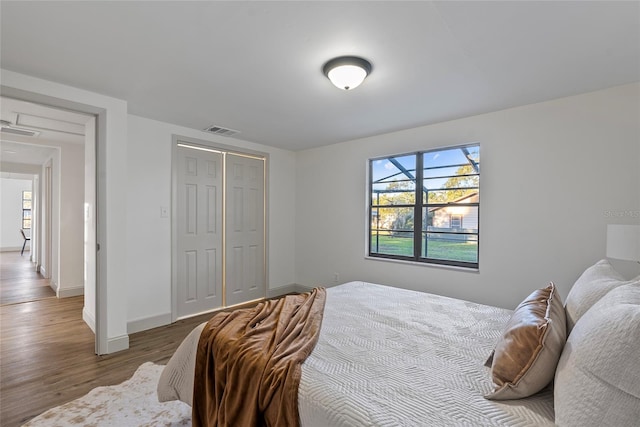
xmin=203 ymin=125 xmax=239 ymax=137
xmin=0 ymin=120 xmax=41 ymax=137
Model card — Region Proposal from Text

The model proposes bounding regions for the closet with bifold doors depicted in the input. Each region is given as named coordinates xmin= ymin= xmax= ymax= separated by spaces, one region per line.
xmin=172 ymin=137 xmax=266 ymax=320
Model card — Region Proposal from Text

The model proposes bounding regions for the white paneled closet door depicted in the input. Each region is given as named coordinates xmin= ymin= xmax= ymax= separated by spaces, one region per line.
xmin=176 ymin=145 xmax=223 ymax=318
xmin=225 ymin=153 xmax=266 ymax=306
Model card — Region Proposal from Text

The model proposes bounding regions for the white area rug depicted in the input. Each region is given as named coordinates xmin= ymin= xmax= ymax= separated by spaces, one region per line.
xmin=23 ymin=362 xmax=191 ymax=426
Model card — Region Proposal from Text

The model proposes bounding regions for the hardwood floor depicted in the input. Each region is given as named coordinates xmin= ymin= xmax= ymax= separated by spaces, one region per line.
xmin=0 ymin=251 xmax=55 ymax=305
xmin=0 ymin=253 xmax=214 ymax=426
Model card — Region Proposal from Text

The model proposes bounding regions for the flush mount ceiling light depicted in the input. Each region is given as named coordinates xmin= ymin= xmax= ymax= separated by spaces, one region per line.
xmin=322 ymin=56 xmax=372 ymax=91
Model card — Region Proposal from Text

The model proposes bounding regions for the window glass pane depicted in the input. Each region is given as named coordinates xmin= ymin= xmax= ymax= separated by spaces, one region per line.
xmin=23 ymin=200 xmax=32 ymax=209
xmin=423 ymin=147 xmax=476 ymax=169
xmin=371 ymin=155 xmax=416 ymax=182
xmin=423 ymin=174 xmax=479 ymax=190
xmin=371 ymin=207 xmax=415 ymax=232
xmin=425 ymin=189 xmax=479 ymax=204
xmin=23 ymin=219 xmax=31 ymax=229
xmin=370 ymin=206 xmax=415 ymax=257
xmin=422 ymin=232 xmax=478 ymax=263
xmin=425 ymin=206 xmax=478 ymax=233
xmin=371 ymin=188 xmax=415 ymax=206
xmin=423 ymin=165 xmax=476 ymax=180
xmin=370 ymin=231 xmax=414 ymax=257
xmin=371 ymin=155 xmax=416 ymax=206
xmin=423 ymin=146 xmax=479 ymax=204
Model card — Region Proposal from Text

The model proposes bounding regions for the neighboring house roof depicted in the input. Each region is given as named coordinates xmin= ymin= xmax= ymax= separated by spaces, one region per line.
xmin=429 ymin=192 xmax=479 ymax=212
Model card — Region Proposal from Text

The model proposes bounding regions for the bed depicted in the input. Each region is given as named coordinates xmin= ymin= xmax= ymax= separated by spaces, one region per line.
xmin=158 ymin=260 xmax=640 ymax=426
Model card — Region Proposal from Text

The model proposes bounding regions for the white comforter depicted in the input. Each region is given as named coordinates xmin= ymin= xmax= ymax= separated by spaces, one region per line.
xmin=298 ymin=282 xmax=554 ymax=426
xmin=158 ymin=281 xmax=555 ymax=426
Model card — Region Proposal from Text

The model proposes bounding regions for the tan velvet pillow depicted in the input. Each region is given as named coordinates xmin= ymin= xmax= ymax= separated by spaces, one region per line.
xmin=485 ymin=282 xmax=567 ymax=400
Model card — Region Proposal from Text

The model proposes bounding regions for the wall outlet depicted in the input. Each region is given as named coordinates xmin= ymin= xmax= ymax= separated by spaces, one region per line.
xmin=333 ymin=272 xmax=339 ymax=283
xmin=160 ymin=206 xmax=169 ymax=218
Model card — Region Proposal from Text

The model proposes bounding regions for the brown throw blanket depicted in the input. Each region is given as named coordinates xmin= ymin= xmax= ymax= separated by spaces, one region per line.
xmin=192 ymin=288 xmax=326 ymax=427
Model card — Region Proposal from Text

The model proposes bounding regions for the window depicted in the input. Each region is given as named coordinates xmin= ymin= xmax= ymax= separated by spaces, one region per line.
xmin=369 ymin=144 xmax=480 ymax=268
xmin=22 ymin=191 xmax=32 ymax=229
xmin=450 ymin=214 xmax=462 ymax=229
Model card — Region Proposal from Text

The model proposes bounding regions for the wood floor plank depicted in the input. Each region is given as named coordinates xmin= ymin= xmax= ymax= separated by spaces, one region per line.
xmin=0 ymin=252 xmax=212 ymax=427
xmin=0 ymin=252 xmax=55 ymax=305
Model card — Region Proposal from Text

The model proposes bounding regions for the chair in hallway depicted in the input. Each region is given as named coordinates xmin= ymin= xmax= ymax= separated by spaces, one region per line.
xmin=20 ymin=229 xmax=30 ymax=256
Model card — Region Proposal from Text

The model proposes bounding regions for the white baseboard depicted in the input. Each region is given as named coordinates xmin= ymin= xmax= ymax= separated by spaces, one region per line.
xmin=107 ymin=334 xmax=130 ymax=354
xmin=57 ymin=285 xmax=84 ymax=298
xmin=83 ymin=307 xmax=96 ymax=333
xmin=266 ymin=284 xmax=299 ymax=298
xmin=0 ymin=247 xmax=23 ymax=252
xmin=125 ymin=286 xmax=316 ymax=336
xmin=127 ymin=312 xmax=172 ymax=334
xmin=294 ymin=283 xmax=316 ymax=292
xmin=266 ymin=284 xmax=318 ymax=298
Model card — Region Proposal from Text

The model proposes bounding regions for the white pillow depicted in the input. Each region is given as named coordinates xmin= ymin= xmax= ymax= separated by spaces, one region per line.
xmin=555 ymin=283 xmax=640 ymax=427
xmin=564 ymin=259 xmax=633 ymax=332
xmin=157 ymin=322 xmax=206 ymax=405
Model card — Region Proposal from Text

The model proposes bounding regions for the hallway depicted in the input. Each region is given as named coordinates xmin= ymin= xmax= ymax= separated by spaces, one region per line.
xmin=0 ymin=251 xmax=55 ymax=305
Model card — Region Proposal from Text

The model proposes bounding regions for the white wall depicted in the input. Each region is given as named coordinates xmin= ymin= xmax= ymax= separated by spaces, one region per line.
xmin=31 ymin=142 xmax=85 ymax=297
xmin=0 ymin=178 xmax=32 ymax=251
xmin=125 ymin=115 xmax=297 ymax=331
xmin=295 ymin=83 xmax=640 ymax=309
xmin=2 ymin=69 xmax=130 ymax=354
xmin=56 ymin=142 xmax=85 ymax=297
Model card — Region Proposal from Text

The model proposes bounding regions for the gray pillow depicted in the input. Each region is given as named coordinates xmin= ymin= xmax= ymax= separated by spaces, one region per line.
xmin=555 ymin=283 xmax=640 ymax=427
xmin=564 ymin=259 xmax=632 ymax=332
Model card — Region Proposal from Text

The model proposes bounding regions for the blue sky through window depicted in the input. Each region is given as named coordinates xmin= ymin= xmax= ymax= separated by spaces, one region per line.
xmin=372 ymin=145 xmax=479 ymax=190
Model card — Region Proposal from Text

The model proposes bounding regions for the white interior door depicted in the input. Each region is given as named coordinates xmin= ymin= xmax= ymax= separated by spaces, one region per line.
xmin=176 ymin=145 xmax=223 ymax=318
xmin=225 ymin=153 xmax=265 ymax=306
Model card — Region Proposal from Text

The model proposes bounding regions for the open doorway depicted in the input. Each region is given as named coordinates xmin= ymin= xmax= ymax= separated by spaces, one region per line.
xmin=0 ymin=172 xmax=56 ymax=304
xmin=0 ymin=96 xmax=97 ymax=346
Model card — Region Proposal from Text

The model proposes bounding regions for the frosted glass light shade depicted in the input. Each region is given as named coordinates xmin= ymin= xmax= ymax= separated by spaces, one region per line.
xmin=606 ymin=224 xmax=640 ymax=262
xmin=323 ymin=56 xmax=372 ymax=91
xmin=327 ymin=65 xmax=368 ymax=90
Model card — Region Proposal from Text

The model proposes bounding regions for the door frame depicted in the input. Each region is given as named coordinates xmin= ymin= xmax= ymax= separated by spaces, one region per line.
xmin=1 ymin=86 xmax=106 ymax=354
xmin=171 ymin=134 xmax=269 ymax=322
xmin=43 ymin=159 xmax=52 ymax=280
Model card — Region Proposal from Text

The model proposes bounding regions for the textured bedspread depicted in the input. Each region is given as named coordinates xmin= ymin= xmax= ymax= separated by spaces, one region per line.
xmin=192 ymin=288 xmax=326 ymax=427
xmin=298 ymin=282 xmax=555 ymax=426
xmin=158 ymin=282 xmax=555 ymax=426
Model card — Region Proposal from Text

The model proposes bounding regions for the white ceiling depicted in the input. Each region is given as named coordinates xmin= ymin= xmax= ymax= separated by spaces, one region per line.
xmin=1 ymin=1 xmax=638 ymax=151
xmin=1 ymin=97 xmax=90 ymax=165
xmin=0 ymin=140 xmax=57 ymax=166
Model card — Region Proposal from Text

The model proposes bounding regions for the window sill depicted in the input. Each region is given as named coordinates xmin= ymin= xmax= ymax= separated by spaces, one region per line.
xmin=364 ymin=255 xmax=479 ymax=273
